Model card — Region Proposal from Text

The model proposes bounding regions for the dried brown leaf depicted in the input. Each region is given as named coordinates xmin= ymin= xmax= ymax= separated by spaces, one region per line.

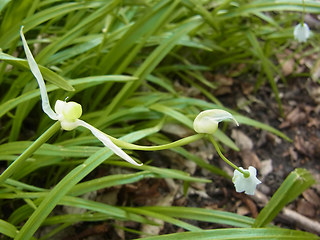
xmin=231 ymin=130 xmax=253 ymax=150
xmin=297 ymin=199 xmax=316 ymax=218
xmin=294 ymin=135 xmax=315 ymax=156
xmin=239 ymin=150 xmax=261 ymax=169
xmin=303 ymin=189 xmax=320 ymax=207
xmin=280 ymin=107 xmax=306 ymax=128
xmin=260 ymin=159 xmax=273 ymax=179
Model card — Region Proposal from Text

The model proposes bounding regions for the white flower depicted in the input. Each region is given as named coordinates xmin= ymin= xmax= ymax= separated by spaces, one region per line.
xmin=20 ymin=26 xmax=142 ymax=166
xmin=232 ymin=166 xmax=261 ymax=195
xmin=55 ymin=100 xmax=82 ymax=130
xmin=294 ymin=23 xmax=310 ymax=43
xmin=193 ymin=109 xmax=239 ymax=134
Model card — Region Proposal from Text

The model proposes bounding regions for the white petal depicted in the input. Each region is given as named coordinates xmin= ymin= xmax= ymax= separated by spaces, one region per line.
xmin=60 ymin=120 xmax=78 ymax=131
xmin=20 ymin=27 xmax=58 ymax=120
xmin=54 ymin=100 xmax=66 ymax=115
xmin=76 ymin=120 xmax=142 ymax=166
xmin=206 ymin=109 xmax=239 ymax=125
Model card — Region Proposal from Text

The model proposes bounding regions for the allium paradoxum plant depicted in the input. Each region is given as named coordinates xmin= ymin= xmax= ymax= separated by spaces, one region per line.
xmin=293 ymin=0 xmax=311 ymax=43
xmin=193 ymin=109 xmax=261 ymax=195
xmin=20 ymin=26 xmax=142 ymax=166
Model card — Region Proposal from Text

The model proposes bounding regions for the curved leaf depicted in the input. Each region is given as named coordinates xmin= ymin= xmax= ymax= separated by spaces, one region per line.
xmin=136 ymin=228 xmax=318 ymax=240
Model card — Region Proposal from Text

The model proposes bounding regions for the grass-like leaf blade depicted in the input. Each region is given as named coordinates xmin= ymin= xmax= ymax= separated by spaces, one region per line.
xmin=253 ymin=168 xmax=315 ymax=227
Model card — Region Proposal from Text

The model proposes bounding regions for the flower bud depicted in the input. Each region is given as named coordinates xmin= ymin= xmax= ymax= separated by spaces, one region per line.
xmin=193 ymin=109 xmax=238 ymax=134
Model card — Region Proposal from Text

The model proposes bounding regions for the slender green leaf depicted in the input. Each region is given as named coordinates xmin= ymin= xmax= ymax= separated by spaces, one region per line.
xmin=14 ymin=148 xmax=113 ymax=240
xmin=99 ymin=15 xmax=202 ymax=119
xmin=0 ymin=0 xmax=11 ymax=12
xmin=246 ymin=31 xmax=283 ymax=115
xmin=235 ymin=115 xmax=291 ymax=141
xmin=149 ymin=103 xmax=193 ymax=128
xmin=0 ymin=219 xmax=18 ymax=238
xmin=122 ymin=207 xmax=202 ymax=232
xmin=140 ymin=206 xmax=255 ymax=228
xmin=107 ymin=161 xmax=210 ymax=183
xmin=36 ymin=0 xmax=121 ymax=64
xmin=214 ymin=129 xmax=239 ymax=151
xmin=221 ymin=0 xmax=320 ymax=19
xmin=61 ymin=196 xmax=152 ymax=224
xmin=0 ymin=52 xmax=74 ymax=91
xmin=69 ymin=171 xmax=154 ymax=196
xmin=253 ymin=168 xmax=315 ymax=227
xmin=99 ymin=0 xmax=179 ymax=73
xmin=135 ymin=228 xmax=319 ymax=240
xmin=0 ymin=2 xmax=103 ymax=49
xmin=0 ymin=75 xmax=136 ymax=119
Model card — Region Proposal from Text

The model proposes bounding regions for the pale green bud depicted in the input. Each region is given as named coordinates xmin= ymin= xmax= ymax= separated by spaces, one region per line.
xmin=193 ymin=109 xmax=238 ymax=134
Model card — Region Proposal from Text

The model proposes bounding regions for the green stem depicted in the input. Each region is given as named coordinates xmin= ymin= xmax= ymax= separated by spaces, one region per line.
xmin=0 ymin=121 xmax=60 ymax=184
xmin=208 ymin=135 xmax=249 ymax=178
xmin=302 ymin=0 xmax=305 ymax=24
xmin=108 ymin=133 xmax=205 ymax=151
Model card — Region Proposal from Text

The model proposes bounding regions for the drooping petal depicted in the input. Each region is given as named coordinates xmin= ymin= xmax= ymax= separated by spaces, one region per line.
xmin=20 ymin=26 xmax=58 ymax=120
xmin=232 ymin=166 xmax=261 ymax=195
xmin=76 ymin=120 xmax=142 ymax=166
xmin=193 ymin=109 xmax=239 ymax=134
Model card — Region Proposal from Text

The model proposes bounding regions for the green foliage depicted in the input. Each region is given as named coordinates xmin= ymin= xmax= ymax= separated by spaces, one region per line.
xmin=136 ymin=228 xmax=318 ymax=240
xmin=0 ymin=219 xmax=18 ymax=238
xmin=133 ymin=206 xmax=256 ymax=227
xmin=0 ymin=0 xmax=318 ymax=239
xmin=0 ymin=52 xmax=74 ymax=91
xmin=253 ymin=168 xmax=316 ymax=227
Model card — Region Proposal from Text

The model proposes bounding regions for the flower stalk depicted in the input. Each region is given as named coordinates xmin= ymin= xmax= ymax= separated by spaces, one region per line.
xmin=302 ymin=0 xmax=306 ymax=23
xmin=293 ymin=0 xmax=311 ymax=43
xmin=108 ymin=133 xmax=204 ymax=151
xmin=208 ymin=135 xmax=250 ymax=178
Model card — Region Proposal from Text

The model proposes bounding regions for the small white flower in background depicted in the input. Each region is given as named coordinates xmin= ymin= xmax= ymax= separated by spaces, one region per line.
xmin=294 ymin=22 xmax=310 ymax=43
xmin=193 ymin=109 xmax=239 ymax=134
xmin=232 ymin=166 xmax=261 ymax=195
xmin=20 ymin=26 xmax=142 ymax=166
